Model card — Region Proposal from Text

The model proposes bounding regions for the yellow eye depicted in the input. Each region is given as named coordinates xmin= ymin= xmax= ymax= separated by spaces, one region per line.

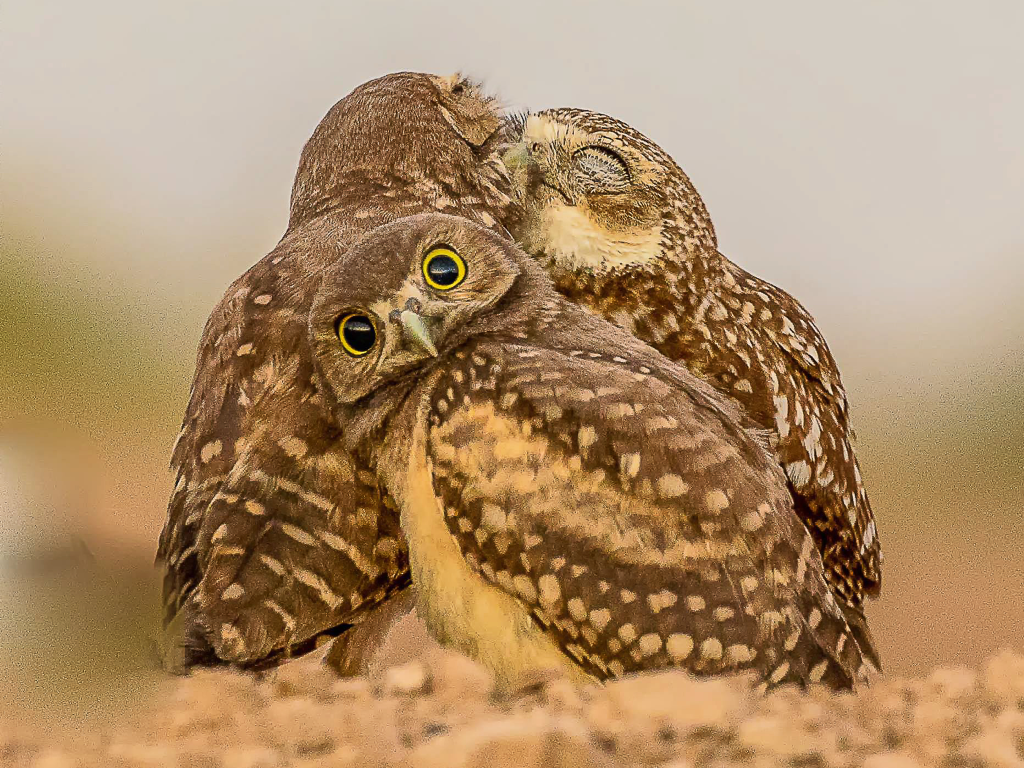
xmin=422 ymin=245 xmax=466 ymax=290
xmin=336 ymin=313 xmax=377 ymax=356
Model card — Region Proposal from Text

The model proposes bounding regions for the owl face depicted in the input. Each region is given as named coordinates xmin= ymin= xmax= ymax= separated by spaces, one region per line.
xmin=503 ymin=108 xmax=714 ymax=273
xmin=309 ymin=213 xmax=522 ymax=404
xmin=506 ymin=110 xmax=666 ymax=223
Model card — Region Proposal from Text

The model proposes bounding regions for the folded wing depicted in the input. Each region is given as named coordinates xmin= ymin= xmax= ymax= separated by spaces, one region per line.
xmin=424 ymin=340 xmax=873 ymax=688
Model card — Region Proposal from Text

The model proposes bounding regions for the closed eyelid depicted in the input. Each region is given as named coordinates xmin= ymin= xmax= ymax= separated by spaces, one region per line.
xmin=573 ymin=146 xmax=631 ymax=187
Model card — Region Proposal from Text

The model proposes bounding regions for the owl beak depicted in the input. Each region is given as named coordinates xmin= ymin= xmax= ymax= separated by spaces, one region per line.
xmin=501 ymin=141 xmax=534 ymax=173
xmin=502 ymin=142 xmax=544 ymax=188
xmin=398 ymin=309 xmax=439 ymax=358
xmin=502 ymin=141 xmax=559 ymax=203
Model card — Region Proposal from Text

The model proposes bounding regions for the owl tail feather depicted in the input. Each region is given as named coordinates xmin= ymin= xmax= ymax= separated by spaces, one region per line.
xmin=767 ymin=591 xmax=875 ymax=690
xmin=802 ymin=594 xmax=874 ymax=689
xmin=840 ymin=602 xmax=883 ymax=673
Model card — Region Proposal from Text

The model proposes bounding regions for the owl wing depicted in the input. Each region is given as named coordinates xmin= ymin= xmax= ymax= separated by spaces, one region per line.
xmin=734 ymin=266 xmax=883 ymax=607
xmin=157 ymin=239 xmax=407 ymax=668
xmin=424 ymin=340 xmax=873 ymax=688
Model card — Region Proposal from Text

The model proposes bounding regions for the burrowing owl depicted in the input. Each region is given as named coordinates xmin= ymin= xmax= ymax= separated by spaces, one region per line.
xmin=156 ymin=73 xmax=514 ymax=670
xmin=504 ymin=109 xmax=881 ymax=664
xmin=307 ymin=211 xmax=875 ymax=689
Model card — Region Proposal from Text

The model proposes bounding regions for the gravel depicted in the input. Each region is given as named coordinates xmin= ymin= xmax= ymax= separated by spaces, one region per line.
xmin=3 ymin=647 xmax=1023 ymax=767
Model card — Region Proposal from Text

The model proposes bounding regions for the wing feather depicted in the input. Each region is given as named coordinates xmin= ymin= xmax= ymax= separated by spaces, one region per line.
xmin=156 ymin=229 xmax=408 ymax=668
xmin=424 ymin=340 xmax=872 ymax=687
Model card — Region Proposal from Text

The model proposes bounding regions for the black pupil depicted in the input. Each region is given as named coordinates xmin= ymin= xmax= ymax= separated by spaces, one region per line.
xmin=428 ymin=255 xmax=460 ymax=286
xmin=342 ymin=316 xmax=376 ymax=353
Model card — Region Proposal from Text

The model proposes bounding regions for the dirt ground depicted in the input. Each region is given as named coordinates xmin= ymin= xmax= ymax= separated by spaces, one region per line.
xmin=3 ymin=643 xmax=1023 ymax=768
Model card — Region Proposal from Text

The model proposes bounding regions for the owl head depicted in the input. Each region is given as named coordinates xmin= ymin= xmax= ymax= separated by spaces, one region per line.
xmin=290 ymin=73 xmax=509 ymax=229
xmin=503 ymin=108 xmax=717 ymax=274
xmin=309 ymin=213 xmax=538 ymax=405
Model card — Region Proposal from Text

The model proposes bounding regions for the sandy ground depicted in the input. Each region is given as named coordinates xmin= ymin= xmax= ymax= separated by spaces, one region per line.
xmin=3 ymin=643 xmax=1023 ymax=768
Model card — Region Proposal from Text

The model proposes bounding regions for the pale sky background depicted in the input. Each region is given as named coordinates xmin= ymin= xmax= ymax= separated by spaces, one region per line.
xmin=1 ymin=1 xmax=1023 ymax=674
xmin=3 ymin=0 xmax=1023 ymax=397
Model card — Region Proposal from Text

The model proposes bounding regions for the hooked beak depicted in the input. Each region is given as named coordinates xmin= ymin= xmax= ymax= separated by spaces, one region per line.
xmin=399 ymin=309 xmax=439 ymax=358
xmin=502 ymin=141 xmax=571 ymax=206
xmin=501 ymin=141 xmax=534 ymax=173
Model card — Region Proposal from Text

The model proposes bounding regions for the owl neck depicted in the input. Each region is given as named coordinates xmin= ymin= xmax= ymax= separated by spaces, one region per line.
xmin=339 ymin=376 xmax=421 ymax=466
xmin=523 ymin=185 xmax=722 ymax=288
xmin=542 ymin=237 xmax=730 ymax=324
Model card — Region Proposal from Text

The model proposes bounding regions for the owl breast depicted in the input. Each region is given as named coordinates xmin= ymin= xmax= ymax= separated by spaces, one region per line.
xmin=395 ymin=378 xmax=587 ymax=688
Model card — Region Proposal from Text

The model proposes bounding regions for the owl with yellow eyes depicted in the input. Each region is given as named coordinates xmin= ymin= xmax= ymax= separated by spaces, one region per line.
xmin=307 ymin=211 xmax=876 ymax=690
xmin=503 ymin=109 xmax=882 ymax=666
xmin=155 ymin=72 xmax=514 ymax=672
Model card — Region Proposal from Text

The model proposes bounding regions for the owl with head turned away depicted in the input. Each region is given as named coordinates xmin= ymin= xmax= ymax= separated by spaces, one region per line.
xmin=155 ymin=71 xmax=515 ymax=672
xmin=306 ymin=211 xmax=877 ymax=690
xmin=503 ymin=108 xmax=882 ymax=667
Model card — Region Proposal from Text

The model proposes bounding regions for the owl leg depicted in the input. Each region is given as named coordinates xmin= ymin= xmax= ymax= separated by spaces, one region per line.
xmin=323 ymin=587 xmax=418 ymax=676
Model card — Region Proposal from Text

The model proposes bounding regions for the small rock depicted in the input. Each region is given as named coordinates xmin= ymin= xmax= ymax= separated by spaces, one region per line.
xmin=380 ymin=660 xmax=431 ymax=697
xmin=413 ymin=711 xmax=609 ymax=768
xmin=983 ymin=650 xmax=1024 ymax=706
xmin=737 ymin=714 xmax=822 ymax=757
xmin=328 ymin=677 xmax=372 ymax=700
xmin=925 ymin=666 xmax=977 ymax=699
xmin=962 ymin=727 xmax=1024 ymax=768
xmin=590 ymin=670 xmax=752 ymax=733
xmin=268 ymin=655 xmax=336 ymax=700
xmin=423 ymin=647 xmax=493 ymax=701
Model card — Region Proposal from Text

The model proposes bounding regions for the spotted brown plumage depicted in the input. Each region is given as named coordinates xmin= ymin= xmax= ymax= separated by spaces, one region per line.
xmin=308 ymin=212 xmax=876 ymax=689
xmin=504 ymin=109 xmax=882 ymax=666
xmin=156 ymin=73 xmax=514 ymax=670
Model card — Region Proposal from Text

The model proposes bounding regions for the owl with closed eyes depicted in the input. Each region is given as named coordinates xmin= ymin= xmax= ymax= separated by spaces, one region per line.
xmin=155 ymin=72 xmax=514 ymax=671
xmin=308 ymin=212 xmax=876 ymax=690
xmin=503 ymin=109 xmax=882 ymax=666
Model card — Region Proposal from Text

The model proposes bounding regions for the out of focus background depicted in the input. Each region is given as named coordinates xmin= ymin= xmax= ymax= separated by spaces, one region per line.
xmin=1 ymin=0 xmax=1021 ymax=712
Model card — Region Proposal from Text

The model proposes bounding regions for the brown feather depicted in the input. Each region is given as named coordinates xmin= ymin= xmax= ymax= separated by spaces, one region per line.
xmin=308 ymin=212 xmax=876 ymax=689
xmin=156 ymin=73 xmax=514 ymax=670
xmin=506 ymin=108 xmax=882 ymax=639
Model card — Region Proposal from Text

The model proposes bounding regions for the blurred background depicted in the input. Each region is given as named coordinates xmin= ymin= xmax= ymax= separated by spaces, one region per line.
xmin=1 ymin=0 xmax=1021 ymax=712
